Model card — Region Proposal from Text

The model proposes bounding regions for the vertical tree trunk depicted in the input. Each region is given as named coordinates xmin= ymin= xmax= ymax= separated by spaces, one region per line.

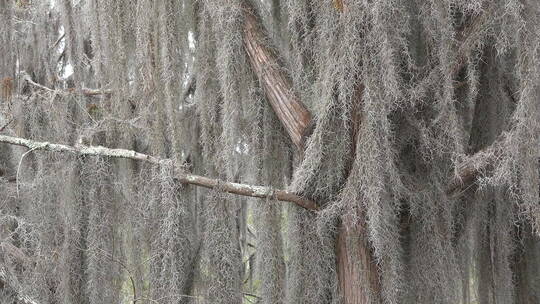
xmin=336 ymin=214 xmax=381 ymax=304
xmin=336 ymin=85 xmax=381 ymax=304
xmin=241 ymin=3 xmax=381 ymax=302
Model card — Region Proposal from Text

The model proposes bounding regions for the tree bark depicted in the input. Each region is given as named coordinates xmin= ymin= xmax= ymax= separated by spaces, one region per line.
xmin=242 ymin=4 xmax=313 ymax=150
xmin=336 ymin=214 xmax=380 ymax=304
xmin=514 ymin=227 xmax=540 ymax=304
xmin=446 ymin=141 xmax=501 ymax=196
xmin=335 ymin=84 xmax=382 ymax=304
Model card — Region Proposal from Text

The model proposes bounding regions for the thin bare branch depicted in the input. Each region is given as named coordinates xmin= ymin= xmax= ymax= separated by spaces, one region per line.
xmin=20 ymin=72 xmax=112 ymax=97
xmin=20 ymin=72 xmax=54 ymax=93
xmin=0 ymin=117 xmax=14 ymax=132
xmin=49 ymin=32 xmax=65 ymax=50
xmin=0 ymin=134 xmax=318 ymax=210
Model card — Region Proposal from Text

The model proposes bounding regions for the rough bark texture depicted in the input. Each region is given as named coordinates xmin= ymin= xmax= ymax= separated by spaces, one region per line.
xmin=336 ymin=214 xmax=380 ymax=304
xmin=242 ymin=4 xmax=312 ymax=150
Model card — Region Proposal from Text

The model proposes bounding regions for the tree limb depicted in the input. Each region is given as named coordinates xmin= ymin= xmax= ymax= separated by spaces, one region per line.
xmin=49 ymin=32 xmax=65 ymax=51
xmin=242 ymin=3 xmax=313 ymax=150
xmin=446 ymin=140 xmax=501 ymax=196
xmin=0 ymin=118 xmax=14 ymax=132
xmin=0 ymin=134 xmax=318 ymax=210
xmin=20 ymin=72 xmax=112 ymax=97
xmin=73 ymin=88 xmax=113 ymax=97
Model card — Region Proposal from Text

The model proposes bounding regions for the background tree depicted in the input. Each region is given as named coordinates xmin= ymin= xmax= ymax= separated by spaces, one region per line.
xmin=1 ymin=1 xmax=540 ymax=304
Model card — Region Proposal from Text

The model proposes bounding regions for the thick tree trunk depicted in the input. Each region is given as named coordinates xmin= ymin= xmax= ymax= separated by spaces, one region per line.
xmin=335 ymin=84 xmax=381 ymax=304
xmin=241 ymin=4 xmax=381 ymax=302
xmin=336 ymin=214 xmax=381 ymax=304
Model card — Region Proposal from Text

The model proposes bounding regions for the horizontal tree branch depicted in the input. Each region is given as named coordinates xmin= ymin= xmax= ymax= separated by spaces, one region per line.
xmin=20 ymin=72 xmax=112 ymax=97
xmin=71 ymin=88 xmax=113 ymax=97
xmin=446 ymin=141 xmax=500 ymax=196
xmin=0 ymin=134 xmax=318 ymax=210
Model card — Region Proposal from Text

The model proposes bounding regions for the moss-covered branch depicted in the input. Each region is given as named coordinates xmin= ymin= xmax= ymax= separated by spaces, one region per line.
xmin=446 ymin=141 xmax=501 ymax=196
xmin=0 ymin=134 xmax=318 ymax=210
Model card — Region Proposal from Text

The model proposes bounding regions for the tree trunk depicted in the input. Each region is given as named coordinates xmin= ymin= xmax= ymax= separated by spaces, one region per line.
xmin=242 ymin=4 xmax=312 ymax=150
xmin=241 ymin=3 xmax=381 ymax=302
xmin=336 ymin=214 xmax=381 ymax=304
